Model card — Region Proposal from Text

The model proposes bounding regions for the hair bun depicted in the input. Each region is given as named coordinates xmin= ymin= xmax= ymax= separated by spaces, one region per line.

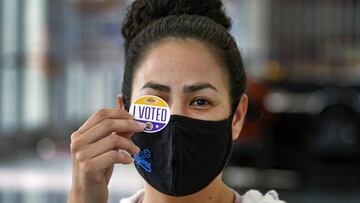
xmin=122 ymin=0 xmax=231 ymax=46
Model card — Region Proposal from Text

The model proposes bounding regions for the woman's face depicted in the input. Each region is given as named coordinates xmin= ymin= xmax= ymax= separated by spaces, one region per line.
xmin=131 ymin=38 xmax=232 ymax=121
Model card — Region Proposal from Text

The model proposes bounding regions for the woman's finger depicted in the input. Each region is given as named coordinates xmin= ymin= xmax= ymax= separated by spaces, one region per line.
xmin=75 ymin=118 xmax=144 ymax=146
xmin=80 ymin=133 xmax=140 ymax=161
xmin=77 ymin=109 xmax=134 ymax=134
xmin=84 ymin=150 xmax=133 ymax=173
xmin=71 ymin=119 xmax=145 ymax=149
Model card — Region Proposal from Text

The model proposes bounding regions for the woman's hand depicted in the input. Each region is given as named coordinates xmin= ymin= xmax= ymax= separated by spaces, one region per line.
xmin=67 ymin=109 xmax=144 ymax=203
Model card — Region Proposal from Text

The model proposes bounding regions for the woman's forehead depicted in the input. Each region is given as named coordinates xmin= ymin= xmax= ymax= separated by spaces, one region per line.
xmin=133 ymin=39 xmax=229 ymax=90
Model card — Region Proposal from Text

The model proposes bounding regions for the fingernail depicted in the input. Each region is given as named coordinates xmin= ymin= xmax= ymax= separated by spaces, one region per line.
xmin=128 ymin=156 xmax=134 ymax=163
xmin=135 ymin=146 xmax=140 ymax=154
xmin=136 ymin=121 xmax=146 ymax=129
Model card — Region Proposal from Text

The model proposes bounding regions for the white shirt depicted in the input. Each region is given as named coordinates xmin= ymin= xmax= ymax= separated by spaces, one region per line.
xmin=120 ymin=189 xmax=286 ymax=203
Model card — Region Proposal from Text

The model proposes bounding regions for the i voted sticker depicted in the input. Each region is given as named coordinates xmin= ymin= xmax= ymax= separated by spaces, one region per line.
xmin=129 ymin=95 xmax=170 ymax=133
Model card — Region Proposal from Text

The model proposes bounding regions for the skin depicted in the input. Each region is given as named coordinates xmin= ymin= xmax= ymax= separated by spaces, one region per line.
xmin=68 ymin=38 xmax=248 ymax=203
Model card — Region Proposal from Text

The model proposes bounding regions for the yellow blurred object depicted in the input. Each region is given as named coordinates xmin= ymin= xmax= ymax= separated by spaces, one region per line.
xmin=265 ymin=60 xmax=286 ymax=82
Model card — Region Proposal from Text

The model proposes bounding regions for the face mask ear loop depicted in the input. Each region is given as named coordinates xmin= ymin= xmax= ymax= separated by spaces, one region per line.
xmin=224 ymin=131 xmax=233 ymax=167
xmin=229 ymin=107 xmax=237 ymax=121
xmin=170 ymin=122 xmax=176 ymax=194
xmin=222 ymin=115 xmax=235 ymax=168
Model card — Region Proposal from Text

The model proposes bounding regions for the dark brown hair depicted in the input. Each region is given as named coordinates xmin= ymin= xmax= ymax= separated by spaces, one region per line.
xmin=121 ymin=0 xmax=246 ymax=112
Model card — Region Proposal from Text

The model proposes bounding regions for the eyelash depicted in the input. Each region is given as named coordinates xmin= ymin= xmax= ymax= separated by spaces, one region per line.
xmin=190 ymin=98 xmax=213 ymax=107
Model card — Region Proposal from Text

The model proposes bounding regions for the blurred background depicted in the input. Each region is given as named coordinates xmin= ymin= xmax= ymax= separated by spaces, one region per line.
xmin=0 ymin=0 xmax=359 ymax=202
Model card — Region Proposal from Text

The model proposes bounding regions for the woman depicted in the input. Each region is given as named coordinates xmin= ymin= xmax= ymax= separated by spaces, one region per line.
xmin=68 ymin=0 xmax=285 ymax=202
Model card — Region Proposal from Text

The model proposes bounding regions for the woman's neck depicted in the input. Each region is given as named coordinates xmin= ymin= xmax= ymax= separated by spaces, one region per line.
xmin=142 ymin=175 xmax=234 ymax=203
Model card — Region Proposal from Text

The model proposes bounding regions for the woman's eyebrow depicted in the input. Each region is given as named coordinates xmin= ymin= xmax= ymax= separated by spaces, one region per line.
xmin=141 ymin=82 xmax=171 ymax=92
xmin=183 ymin=83 xmax=218 ymax=93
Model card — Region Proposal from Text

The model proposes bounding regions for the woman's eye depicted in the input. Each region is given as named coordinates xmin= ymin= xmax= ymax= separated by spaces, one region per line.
xmin=190 ymin=98 xmax=212 ymax=107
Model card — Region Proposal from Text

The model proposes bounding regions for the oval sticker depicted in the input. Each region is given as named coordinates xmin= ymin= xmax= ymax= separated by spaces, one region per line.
xmin=129 ymin=95 xmax=170 ymax=133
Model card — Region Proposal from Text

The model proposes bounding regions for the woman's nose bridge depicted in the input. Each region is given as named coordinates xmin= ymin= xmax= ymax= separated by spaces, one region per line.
xmin=169 ymin=99 xmax=186 ymax=115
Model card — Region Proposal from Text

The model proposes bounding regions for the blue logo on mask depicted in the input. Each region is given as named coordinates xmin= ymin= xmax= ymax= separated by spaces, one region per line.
xmin=134 ymin=148 xmax=152 ymax=172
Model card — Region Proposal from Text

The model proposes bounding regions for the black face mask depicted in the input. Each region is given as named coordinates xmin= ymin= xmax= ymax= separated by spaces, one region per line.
xmin=131 ymin=114 xmax=233 ymax=196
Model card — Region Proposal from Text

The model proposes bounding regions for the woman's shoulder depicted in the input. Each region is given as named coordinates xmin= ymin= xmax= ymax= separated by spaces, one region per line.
xmin=120 ymin=189 xmax=286 ymax=203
